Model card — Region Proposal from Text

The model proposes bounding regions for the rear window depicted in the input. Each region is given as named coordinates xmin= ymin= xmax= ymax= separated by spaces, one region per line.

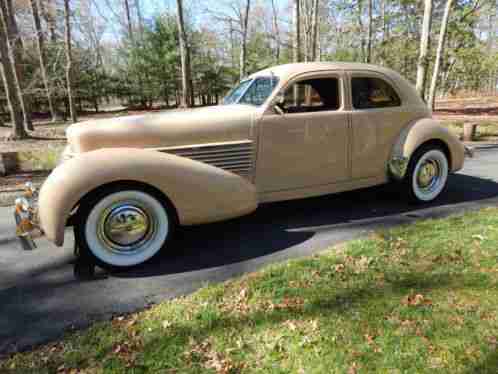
xmin=352 ymin=77 xmax=401 ymax=109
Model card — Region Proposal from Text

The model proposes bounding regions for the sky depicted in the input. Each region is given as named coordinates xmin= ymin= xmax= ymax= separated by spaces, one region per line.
xmin=95 ymin=0 xmax=292 ymax=42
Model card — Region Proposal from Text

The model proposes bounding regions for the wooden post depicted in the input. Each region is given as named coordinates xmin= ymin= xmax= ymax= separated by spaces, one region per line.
xmin=463 ymin=122 xmax=477 ymax=142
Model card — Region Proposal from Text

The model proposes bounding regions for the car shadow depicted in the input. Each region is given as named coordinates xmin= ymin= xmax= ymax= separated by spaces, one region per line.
xmin=114 ymin=173 xmax=498 ymax=278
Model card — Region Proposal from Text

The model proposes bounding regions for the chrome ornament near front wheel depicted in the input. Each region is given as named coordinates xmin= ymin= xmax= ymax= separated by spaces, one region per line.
xmin=14 ymin=182 xmax=42 ymax=251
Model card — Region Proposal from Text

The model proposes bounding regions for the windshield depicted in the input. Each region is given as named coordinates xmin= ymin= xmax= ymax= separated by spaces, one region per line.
xmin=223 ymin=79 xmax=253 ymax=105
xmin=223 ymin=76 xmax=279 ymax=106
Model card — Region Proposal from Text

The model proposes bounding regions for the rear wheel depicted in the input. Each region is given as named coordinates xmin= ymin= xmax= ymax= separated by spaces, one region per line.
xmin=404 ymin=145 xmax=449 ymax=203
xmin=75 ymin=186 xmax=173 ymax=270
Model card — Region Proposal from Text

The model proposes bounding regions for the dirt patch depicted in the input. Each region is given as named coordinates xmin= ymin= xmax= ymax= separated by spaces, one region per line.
xmin=0 ymin=171 xmax=49 ymax=192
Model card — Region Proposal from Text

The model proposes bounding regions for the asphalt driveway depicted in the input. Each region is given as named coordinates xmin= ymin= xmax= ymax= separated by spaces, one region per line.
xmin=1 ymin=147 xmax=498 ymax=355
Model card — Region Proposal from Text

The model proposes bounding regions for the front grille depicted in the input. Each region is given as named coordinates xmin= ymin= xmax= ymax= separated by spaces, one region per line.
xmin=160 ymin=140 xmax=254 ymax=178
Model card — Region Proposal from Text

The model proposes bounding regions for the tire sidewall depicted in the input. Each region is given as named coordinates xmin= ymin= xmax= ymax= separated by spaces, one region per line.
xmin=76 ymin=187 xmax=172 ymax=269
xmin=406 ymin=146 xmax=449 ymax=203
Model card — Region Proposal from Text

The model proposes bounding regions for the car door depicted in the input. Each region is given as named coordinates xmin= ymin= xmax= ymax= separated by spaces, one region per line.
xmin=256 ymin=72 xmax=350 ymax=192
xmin=349 ymin=71 xmax=414 ymax=180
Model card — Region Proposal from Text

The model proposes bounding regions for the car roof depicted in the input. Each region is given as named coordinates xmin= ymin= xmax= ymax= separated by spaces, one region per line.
xmin=250 ymin=62 xmax=399 ymax=81
xmin=249 ymin=62 xmax=424 ymax=107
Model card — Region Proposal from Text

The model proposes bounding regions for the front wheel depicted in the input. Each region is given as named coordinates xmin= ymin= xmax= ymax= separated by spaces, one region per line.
xmin=404 ymin=146 xmax=449 ymax=203
xmin=75 ymin=187 xmax=173 ymax=270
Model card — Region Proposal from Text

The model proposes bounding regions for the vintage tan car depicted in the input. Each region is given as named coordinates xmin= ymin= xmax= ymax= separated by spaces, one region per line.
xmin=15 ymin=62 xmax=473 ymax=270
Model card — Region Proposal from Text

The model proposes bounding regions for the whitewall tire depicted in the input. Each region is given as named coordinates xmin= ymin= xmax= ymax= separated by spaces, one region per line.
xmin=76 ymin=187 xmax=172 ymax=269
xmin=405 ymin=146 xmax=449 ymax=203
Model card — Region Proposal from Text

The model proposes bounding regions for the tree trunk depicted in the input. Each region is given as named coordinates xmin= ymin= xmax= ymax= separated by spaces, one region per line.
xmin=239 ymin=0 xmax=251 ymax=80
xmin=0 ymin=1 xmax=27 ymax=137
xmin=310 ymin=0 xmax=319 ymax=61
xmin=5 ymin=0 xmax=33 ymax=130
xmin=63 ymin=0 xmax=77 ymax=123
xmin=1 ymin=0 xmax=32 ymax=132
xmin=357 ymin=0 xmax=365 ymax=62
xmin=134 ymin=0 xmax=144 ymax=35
xmin=176 ymin=0 xmax=191 ymax=108
xmin=124 ymin=0 xmax=133 ymax=41
xmin=0 ymin=9 xmax=25 ymax=138
xmin=428 ymin=0 xmax=453 ymax=110
xmin=381 ymin=0 xmax=386 ymax=42
xmin=271 ymin=0 xmax=280 ymax=63
xmin=416 ymin=0 xmax=433 ymax=99
xmin=366 ymin=0 xmax=372 ymax=63
xmin=39 ymin=0 xmax=57 ymax=42
xmin=293 ymin=0 xmax=301 ymax=63
xmin=31 ymin=0 xmax=58 ymax=122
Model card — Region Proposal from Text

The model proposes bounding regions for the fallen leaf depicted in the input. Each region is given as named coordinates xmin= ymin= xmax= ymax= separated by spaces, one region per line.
xmin=284 ymin=320 xmax=298 ymax=331
xmin=472 ymin=234 xmax=486 ymax=241
xmin=334 ymin=264 xmax=345 ymax=273
xmin=403 ymin=293 xmax=432 ymax=307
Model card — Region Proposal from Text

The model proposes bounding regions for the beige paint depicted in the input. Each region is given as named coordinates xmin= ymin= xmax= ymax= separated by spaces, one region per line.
xmin=36 ymin=62 xmax=465 ymax=247
xmin=391 ymin=117 xmax=465 ymax=172
xmin=38 ymin=148 xmax=258 ymax=246
xmin=256 ymin=71 xmax=350 ymax=191
xmin=66 ymin=105 xmax=256 ymax=153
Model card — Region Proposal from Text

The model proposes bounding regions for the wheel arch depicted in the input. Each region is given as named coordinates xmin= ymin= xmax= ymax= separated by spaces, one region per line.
xmin=38 ymin=148 xmax=258 ymax=247
xmin=412 ymin=139 xmax=452 ymax=169
xmin=72 ymin=180 xmax=180 ymax=228
xmin=388 ymin=118 xmax=465 ymax=181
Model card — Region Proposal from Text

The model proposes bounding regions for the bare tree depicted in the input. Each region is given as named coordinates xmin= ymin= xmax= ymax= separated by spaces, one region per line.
xmin=124 ymin=0 xmax=133 ymax=40
xmin=134 ymin=0 xmax=144 ymax=35
xmin=1 ymin=0 xmax=33 ymax=131
xmin=31 ymin=0 xmax=58 ymax=122
xmin=357 ymin=0 xmax=366 ymax=62
xmin=176 ymin=0 xmax=191 ymax=108
xmin=428 ymin=0 xmax=453 ymax=109
xmin=310 ymin=0 xmax=319 ymax=61
xmin=0 ymin=6 xmax=25 ymax=139
xmin=63 ymin=0 xmax=77 ymax=123
xmin=239 ymin=0 xmax=250 ymax=80
xmin=271 ymin=0 xmax=280 ymax=62
xmin=39 ymin=0 xmax=57 ymax=42
xmin=293 ymin=0 xmax=301 ymax=63
xmin=416 ymin=0 xmax=433 ymax=99
xmin=366 ymin=0 xmax=372 ymax=63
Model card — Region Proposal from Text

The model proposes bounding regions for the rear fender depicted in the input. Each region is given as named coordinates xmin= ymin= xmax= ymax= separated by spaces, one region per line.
xmin=38 ymin=148 xmax=258 ymax=246
xmin=388 ymin=118 xmax=465 ymax=180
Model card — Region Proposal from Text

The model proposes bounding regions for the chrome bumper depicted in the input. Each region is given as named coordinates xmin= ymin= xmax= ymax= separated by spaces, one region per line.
xmin=14 ymin=182 xmax=43 ymax=251
xmin=464 ymin=145 xmax=475 ymax=158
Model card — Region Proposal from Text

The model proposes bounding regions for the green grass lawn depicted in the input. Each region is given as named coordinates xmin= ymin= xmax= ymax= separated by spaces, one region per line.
xmin=3 ymin=208 xmax=498 ymax=373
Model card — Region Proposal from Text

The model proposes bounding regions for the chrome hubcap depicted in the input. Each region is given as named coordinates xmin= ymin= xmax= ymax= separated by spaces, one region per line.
xmin=98 ymin=202 xmax=155 ymax=254
xmin=417 ymin=159 xmax=441 ymax=192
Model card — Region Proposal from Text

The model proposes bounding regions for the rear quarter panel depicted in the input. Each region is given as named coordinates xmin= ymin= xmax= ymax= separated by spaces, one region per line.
xmin=390 ymin=118 xmax=465 ymax=174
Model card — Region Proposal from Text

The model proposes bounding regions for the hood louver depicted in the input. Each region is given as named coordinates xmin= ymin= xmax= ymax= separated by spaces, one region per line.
xmin=158 ymin=140 xmax=254 ymax=178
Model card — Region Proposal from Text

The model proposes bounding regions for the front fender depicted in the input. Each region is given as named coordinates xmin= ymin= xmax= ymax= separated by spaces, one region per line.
xmin=389 ymin=118 xmax=465 ymax=180
xmin=38 ymin=148 xmax=258 ymax=246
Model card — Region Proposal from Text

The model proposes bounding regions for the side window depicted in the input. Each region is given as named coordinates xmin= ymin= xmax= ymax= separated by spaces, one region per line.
xmin=351 ymin=77 xmax=401 ymax=109
xmin=280 ymin=78 xmax=340 ymax=114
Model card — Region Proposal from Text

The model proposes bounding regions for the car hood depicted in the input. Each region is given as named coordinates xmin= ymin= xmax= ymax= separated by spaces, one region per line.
xmin=66 ymin=105 xmax=257 ymax=153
